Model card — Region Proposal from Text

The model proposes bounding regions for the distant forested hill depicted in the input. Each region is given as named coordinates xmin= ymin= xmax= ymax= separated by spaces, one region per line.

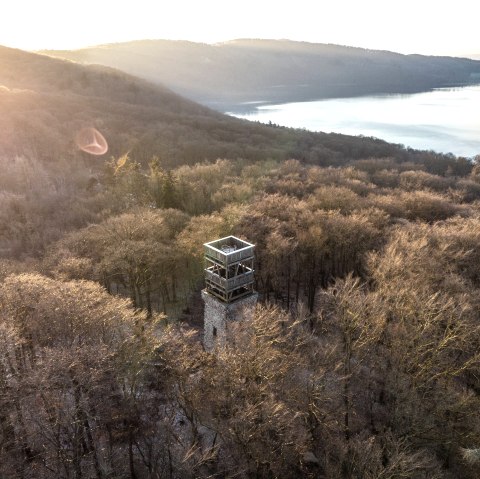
xmin=0 ymin=44 xmax=429 ymax=168
xmin=42 ymin=39 xmax=480 ymax=107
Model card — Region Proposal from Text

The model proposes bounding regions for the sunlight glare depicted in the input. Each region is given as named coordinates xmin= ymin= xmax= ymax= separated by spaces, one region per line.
xmin=75 ymin=128 xmax=108 ymax=156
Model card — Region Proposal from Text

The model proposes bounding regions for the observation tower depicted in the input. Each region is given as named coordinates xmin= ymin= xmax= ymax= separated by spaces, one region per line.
xmin=201 ymin=236 xmax=258 ymax=350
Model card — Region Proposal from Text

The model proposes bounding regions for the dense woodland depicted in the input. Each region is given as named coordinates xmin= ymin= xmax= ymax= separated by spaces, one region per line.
xmin=1 ymin=47 xmax=480 ymax=478
xmin=43 ymin=39 xmax=480 ymax=107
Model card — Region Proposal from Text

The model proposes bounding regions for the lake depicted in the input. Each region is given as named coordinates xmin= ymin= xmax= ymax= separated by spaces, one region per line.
xmin=227 ymin=85 xmax=480 ymax=158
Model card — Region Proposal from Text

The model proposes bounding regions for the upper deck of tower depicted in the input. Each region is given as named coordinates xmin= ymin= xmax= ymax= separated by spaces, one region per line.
xmin=203 ymin=236 xmax=254 ymax=267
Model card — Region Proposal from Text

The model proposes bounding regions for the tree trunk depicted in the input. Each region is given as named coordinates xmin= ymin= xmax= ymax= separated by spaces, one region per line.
xmin=145 ymin=278 xmax=152 ymax=318
xmin=129 ymin=430 xmax=137 ymax=479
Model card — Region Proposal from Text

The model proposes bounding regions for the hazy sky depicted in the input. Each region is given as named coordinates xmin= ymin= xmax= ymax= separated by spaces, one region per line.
xmin=1 ymin=0 xmax=477 ymax=56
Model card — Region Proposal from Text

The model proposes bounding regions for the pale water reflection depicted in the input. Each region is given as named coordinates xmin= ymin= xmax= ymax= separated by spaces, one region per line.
xmin=228 ymin=85 xmax=480 ymax=157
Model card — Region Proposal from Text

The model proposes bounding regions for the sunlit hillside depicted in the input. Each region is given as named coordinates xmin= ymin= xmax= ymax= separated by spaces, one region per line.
xmin=1 ymin=44 xmax=418 ymax=165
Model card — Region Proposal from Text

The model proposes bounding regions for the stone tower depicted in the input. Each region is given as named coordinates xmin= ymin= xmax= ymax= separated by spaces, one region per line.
xmin=202 ymin=236 xmax=258 ymax=351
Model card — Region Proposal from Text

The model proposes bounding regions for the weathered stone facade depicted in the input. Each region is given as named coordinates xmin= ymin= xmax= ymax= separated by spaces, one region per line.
xmin=202 ymin=290 xmax=258 ymax=351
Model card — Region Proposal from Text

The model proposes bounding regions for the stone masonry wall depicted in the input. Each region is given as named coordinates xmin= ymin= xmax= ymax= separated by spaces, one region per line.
xmin=202 ymin=290 xmax=258 ymax=351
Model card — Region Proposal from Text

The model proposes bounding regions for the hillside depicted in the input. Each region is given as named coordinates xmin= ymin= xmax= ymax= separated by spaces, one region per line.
xmin=0 ymin=44 xmax=415 ymax=166
xmin=0 ymin=45 xmax=220 ymax=162
xmin=42 ymin=39 xmax=480 ymax=108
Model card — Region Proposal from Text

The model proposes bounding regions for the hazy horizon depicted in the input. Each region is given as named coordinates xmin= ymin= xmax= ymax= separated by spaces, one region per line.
xmin=34 ymin=37 xmax=480 ymax=61
xmin=2 ymin=0 xmax=479 ymax=58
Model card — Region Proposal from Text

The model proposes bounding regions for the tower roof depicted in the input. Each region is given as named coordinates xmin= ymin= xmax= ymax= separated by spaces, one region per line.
xmin=204 ymin=236 xmax=254 ymax=266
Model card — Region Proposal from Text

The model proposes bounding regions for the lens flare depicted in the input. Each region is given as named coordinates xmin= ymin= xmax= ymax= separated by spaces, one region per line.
xmin=75 ymin=127 xmax=108 ymax=155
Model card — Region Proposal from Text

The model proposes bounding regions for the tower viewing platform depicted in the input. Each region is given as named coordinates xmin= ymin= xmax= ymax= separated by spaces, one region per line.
xmin=203 ymin=236 xmax=255 ymax=303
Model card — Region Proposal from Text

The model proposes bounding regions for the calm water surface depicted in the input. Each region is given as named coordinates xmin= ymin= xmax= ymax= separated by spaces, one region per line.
xmin=227 ymin=85 xmax=480 ymax=157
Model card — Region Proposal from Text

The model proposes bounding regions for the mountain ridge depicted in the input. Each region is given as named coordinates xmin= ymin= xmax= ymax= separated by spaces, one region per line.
xmin=40 ymin=39 xmax=480 ymax=108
